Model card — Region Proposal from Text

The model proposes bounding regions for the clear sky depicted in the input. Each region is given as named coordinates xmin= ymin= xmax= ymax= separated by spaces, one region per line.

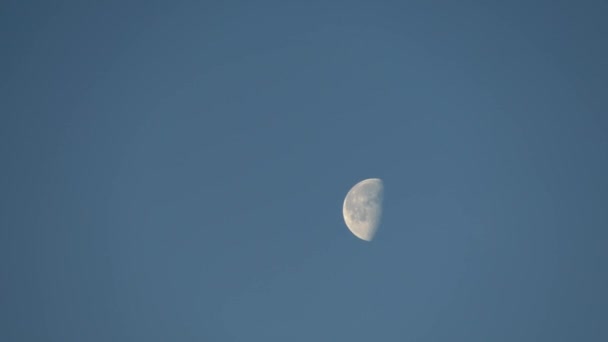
xmin=2 ymin=1 xmax=607 ymax=341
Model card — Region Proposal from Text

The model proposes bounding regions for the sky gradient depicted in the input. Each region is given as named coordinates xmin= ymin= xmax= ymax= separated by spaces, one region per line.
xmin=2 ymin=1 xmax=607 ymax=341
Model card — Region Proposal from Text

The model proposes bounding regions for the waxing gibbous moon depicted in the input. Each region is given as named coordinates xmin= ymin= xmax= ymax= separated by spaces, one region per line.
xmin=342 ymin=178 xmax=384 ymax=241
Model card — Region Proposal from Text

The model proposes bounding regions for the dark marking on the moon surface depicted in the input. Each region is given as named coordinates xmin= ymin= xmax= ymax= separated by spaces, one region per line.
xmin=345 ymin=192 xmax=382 ymax=223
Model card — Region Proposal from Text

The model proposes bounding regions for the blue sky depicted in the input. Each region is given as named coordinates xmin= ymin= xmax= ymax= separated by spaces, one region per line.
xmin=2 ymin=1 xmax=607 ymax=341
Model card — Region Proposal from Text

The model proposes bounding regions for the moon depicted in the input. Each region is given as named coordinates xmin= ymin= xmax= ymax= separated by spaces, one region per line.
xmin=342 ymin=178 xmax=384 ymax=241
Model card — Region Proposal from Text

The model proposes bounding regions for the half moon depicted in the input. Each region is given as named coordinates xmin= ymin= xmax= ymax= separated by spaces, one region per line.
xmin=342 ymin=178 xmax=384 ymax=241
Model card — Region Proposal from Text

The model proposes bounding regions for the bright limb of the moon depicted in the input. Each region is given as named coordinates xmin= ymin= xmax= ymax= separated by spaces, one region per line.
xmin=342 ymin=178 xmax=384 ymax=241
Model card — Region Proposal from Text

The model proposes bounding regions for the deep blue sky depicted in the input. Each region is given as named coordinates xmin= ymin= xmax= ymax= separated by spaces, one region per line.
xmin=2 ymin=1 xmax=607 ymax=341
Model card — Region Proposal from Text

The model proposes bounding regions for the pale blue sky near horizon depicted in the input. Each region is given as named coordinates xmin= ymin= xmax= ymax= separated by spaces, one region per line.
xmin=1 ymin=1 xmax=607 ymax=341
